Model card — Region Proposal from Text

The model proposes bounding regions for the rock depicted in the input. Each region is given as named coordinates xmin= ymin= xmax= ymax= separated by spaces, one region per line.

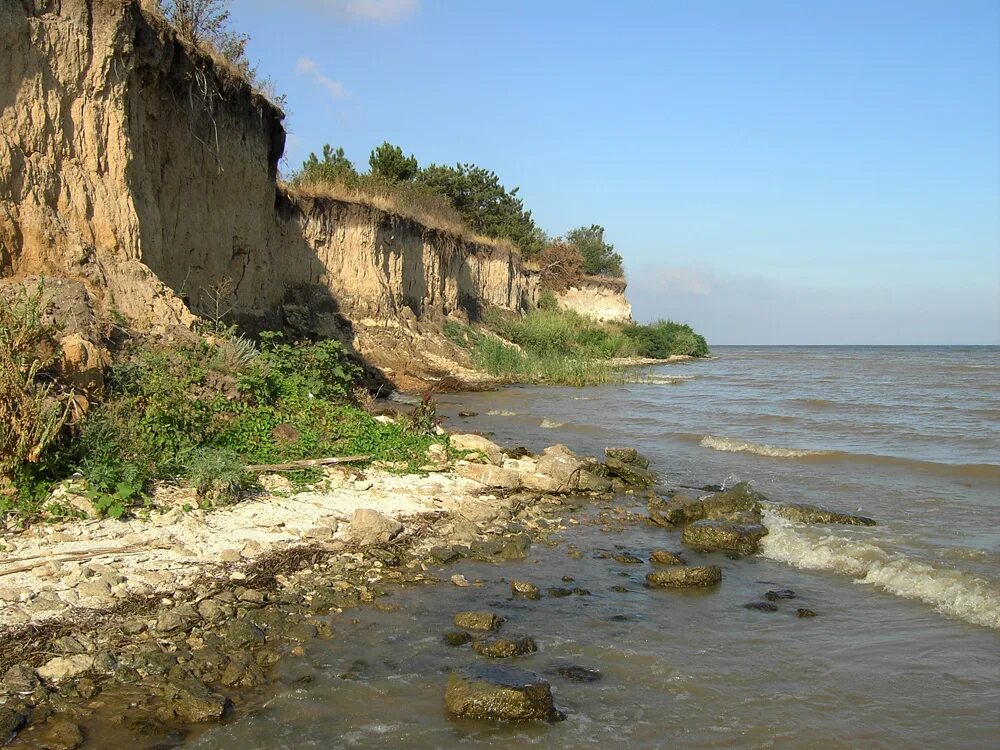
xmin=219 ymin=548 xmax=241 ymax=563
xmin=511 ymin=580 xmax=541 ymax=599
xmin=218 ymin=619 xmax=265 ymax=650
xmin=445 ymin=665 xmax=564 ymax=722
xmin=451 ymin=574 xmax=471 ymax=587
xmin=556 ymin=665 xmax=602 ymax=683
xmin=645 ymin=565 xmax=722 ymax=588
xmin=797 ymin=608 xmax=818 ymax=617
xmin=0 ymin=706 xmax=27 ymax=744
xmin=453 ymin=611 xmax=503 ymax=631
xmin=534 ymin=445 xmax=587 ymax=492
xmin=2 ymin=664 xmax=40 ymax=694
xmin=612 ymin=553 xmax=643 ymax=564
xmin=156 ymin=603 xmax=199 ymax=634
xmin=457 ymin=463 xmax=521 ymax=489
xmin=577 ymin=469 xmax=613 ymax=493
xmin=349 ymin=508 xmax=404 ymax=546
xmin=604 ymin=447 xmax=649 ymax=469
xmin=520 ymin=471 xmax=565 ymax=493
xmin=649 ymin=549 xmax=684 ymax=565
xmin=443 ymin=630 xmax=473 ymax=647
xmin=36 ymin=655 xmax=95 ymax=684
xmin=197 ymin=598 xmax=229 ymax=623
xmin=765 ymin=589 xmax=797 ymax=601
xmin=161 ymin=678 xmax=230 ymax=723
xmin=473 ymin=635 xmax=538 ymax=659
xmin=744 ymin=601 xmax=779 ymax=612
xmin=546 ymin=587 xmax=574 ymax=598
xmin=58 ymin=333 xmax=108 ymax=391
xmin=35 ymin=718 xmax=84 ymax=750
xmin=458 ymin=411 xmax=478 ymax=418
xmin=450 ymin=434 xmax=505 ymax=465
xmin=428 ymin=546 xmax=461 ymax=564
xmin=603 ymin=456 xmax=656 ymax=488
xmin=682 ymin=519 xmax=768 ymax=555
xmin=610 ymin=585 xmax=630 ymax=593
xmin=650 ymin=482 xmax=767 ymax=526
xmin=774 ymin=503 xmax=875 ymax=526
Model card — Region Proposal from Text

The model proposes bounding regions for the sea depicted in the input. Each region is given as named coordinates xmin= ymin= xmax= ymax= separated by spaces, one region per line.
xmin=188 ymin=346 xmax=1000 ymax=749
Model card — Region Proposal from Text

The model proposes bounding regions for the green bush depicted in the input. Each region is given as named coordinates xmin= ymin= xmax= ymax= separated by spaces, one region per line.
xmin=623 ymin=320 xmax=709 ymax=358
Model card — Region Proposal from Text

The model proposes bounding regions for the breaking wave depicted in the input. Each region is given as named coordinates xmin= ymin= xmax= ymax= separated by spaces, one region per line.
xmin=760 ymin=510 xmax=1000 ymax=629
xmin=699 ymin=435 xmax=827 ymax=458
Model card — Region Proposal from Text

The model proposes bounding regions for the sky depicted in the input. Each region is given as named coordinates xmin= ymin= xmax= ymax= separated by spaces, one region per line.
xmin=231 ymin=0 xmax=1000 ymax=344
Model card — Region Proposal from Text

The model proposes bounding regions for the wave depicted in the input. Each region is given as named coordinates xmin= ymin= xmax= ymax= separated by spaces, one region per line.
xmin=699 ymin=435 xmax=828 ymax=458
xmin=695 ymin=434 xmax=1000 ymax=481
xmin=486 ymin=409 xmax=516 ymax=417
xmin=540 ymin=419 xmax=563 ymax=429
xmin=760 ymin=510 xmax=1000 ymax=629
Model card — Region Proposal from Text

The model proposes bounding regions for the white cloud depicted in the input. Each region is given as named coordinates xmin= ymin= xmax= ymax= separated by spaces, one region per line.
xmin=294 ymin=57 xmax=349 ymax=100
xmin=639 ymin=267 xmax=714 ymax=296
xmin=293 ymin=0 xmax=420 ymax=23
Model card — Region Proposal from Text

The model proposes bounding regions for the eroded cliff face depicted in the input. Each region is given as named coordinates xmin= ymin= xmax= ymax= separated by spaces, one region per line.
xmin=0 ymin=0 xmax=534 ymax=365
xmin=556 ymin=277 xmax=633 ymax=324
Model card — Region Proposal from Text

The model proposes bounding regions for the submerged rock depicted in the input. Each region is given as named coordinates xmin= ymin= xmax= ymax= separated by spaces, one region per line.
xmin=546 ymin=587 xmax=574 ymax=598
xmin=649 ymin=549 xmax=684 ymax=565
xmin=445 ymin=665 xmax=564 ymax=722
xmin=650 ymin=482 xmax=767 ymax=526
xmin=556 ymin=665 xmax=602 ymax=683
xmin=472 ymin=635 xmax=538 ymax=658
xmin=744 ymin=601 xmax=779 ymax=612
xmin=443 ymin=630 xmax=473 ymax=647
xmin=511 ymin=580 xmax=542 ymax=600
xmin=34 ymin=718 xmax=84 ymax=750
xmin=765 ymin=589 xmax=797 ymax=601
xmin=797 ymin=608 xmax=818 ymax=617
xmin=0 ymin=706 xmax=28 ymax=745
xmin=453 ymin=611 xmax=503 ymax=631
xmin=682 ymin=519 xmax=768 ymax=555
xmin=774 ymin=503 xmax=875 ymax=526
xmin=612 ymin=553 xmax=644 ymax=564
xmin=645 ymin=565 xmax=723 ymax=588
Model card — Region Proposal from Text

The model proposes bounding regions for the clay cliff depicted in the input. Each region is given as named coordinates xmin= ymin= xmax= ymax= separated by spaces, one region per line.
xmin=0 ymin=0 xmax=536 ymax=383
xmin=555 ymin=276 xmax=633 ymax=324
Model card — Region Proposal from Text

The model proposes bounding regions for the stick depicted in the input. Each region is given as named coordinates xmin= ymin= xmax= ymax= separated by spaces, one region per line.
xmin=0 ymin=544 xmax=170 ymax=578
xmin=245 ymin=455 xmax=371 ymax=472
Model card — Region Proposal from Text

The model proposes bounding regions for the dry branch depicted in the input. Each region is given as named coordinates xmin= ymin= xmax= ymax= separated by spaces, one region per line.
xmin=245 ymin=455 xmax=370 ymax=472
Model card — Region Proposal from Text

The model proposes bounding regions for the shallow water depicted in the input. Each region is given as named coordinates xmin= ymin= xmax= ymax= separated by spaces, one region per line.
xmin=190 ymin=346 xmax=1000 ymax=749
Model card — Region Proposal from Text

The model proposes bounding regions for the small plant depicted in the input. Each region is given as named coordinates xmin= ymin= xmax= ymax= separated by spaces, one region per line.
xmin=184 ymin=446 xmax=248 ymax=502
xmin=84 ymin=481 xmax=142 ymax=519
xmin=410 ymin=393 xmax=439 ymax=435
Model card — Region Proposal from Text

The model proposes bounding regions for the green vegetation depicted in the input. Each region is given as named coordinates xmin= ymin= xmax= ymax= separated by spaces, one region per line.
xmin=1 ymin=301 xmax=444 ymax=524
xmin=565 ymin=225 xmax=624 ymax=278
xmin=622 ymin=320 xmax=709 ymax=358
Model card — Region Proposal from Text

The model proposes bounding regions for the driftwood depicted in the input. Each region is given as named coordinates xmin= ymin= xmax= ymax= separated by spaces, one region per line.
xmin=0 ymin=543 xmax=171 ymax=578
xmin=245 ymin=455 xmax=371 ymax=473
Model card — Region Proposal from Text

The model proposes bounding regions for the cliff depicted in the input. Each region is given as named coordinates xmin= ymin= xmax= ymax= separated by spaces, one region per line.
xmin=0 ymin=0 xmax=535 ymax=384
xmin=555 ymin=276 xmax=633 ymax=324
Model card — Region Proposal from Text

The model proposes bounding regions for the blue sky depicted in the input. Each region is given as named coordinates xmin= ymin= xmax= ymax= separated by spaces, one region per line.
xmin=233 ymin=0 xmax=999 ymax=344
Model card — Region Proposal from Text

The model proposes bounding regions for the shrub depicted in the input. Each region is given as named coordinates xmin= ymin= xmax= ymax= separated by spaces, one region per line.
xmin=536 ymin=241 xmax=584 ymax=293
xmin=565 ymin=225 xmax=624 ymax=277
xmin=623 ymin=320 xmax=709 ymax=358
xmin=184 ymin=447 xmax=248 ymax=501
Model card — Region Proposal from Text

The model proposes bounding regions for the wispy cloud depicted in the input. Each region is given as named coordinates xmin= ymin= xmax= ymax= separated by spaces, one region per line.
xmin=293 ymin=0 xmax=421 ymax=23
xmin=636 ymin=266 xmax=714 ymax=296
xmin=294 ymin=57 xmax=349 ymax=100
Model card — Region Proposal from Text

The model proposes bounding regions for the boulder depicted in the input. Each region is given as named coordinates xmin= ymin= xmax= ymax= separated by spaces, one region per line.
xmin=349 ymin=509 xmax=404 ymax=546
xmin=36 ymin=655 xmax=95 ymax=684
xmin=161 ymin=678 xmax=230 ymax=723
xmin=604 ymin=447 xmax=650 ymax=469
xmin=577 ymin=469 xmax=613 ymax=492
xmin=555 ymin=665 xmax=602 ymax=683
xmin=774 ymin=503 xmax=875 ymax=526
xmin=649 ymin=549 xmax=684 ymax=565
xmin=443 ymin=630 xmax=473 ymax=647
xmin=445 ymin=665 xmax=564 ymax=722
xmin=58 ymin=333 xmax=109 ymax=391
xmin=603 ymin=456 xmax=656 ymax=488
xmin=650 ymin=482 xmax=766 ymax=526
xmin=456 ymin=463 xmax=521 ymax=490
xmin=511 ymin=580 xmax=541 ymax=599
xmin=453 ymin=611 xmax=504 ymax=631
xmin=0 ymin=706 xmax=27 ymax=745
xmin=682 ymin=519 xmax=768 ymax=555
xmin=472 ymin=635 xmax=538 ymax=658
xmin=645 ymin=565 xmax=722 ymax=588
xmin=450 ymin=434 xmax=505 ymax=465
xmin=35 ymin=718 xmax=85 ymax=749
xmin=533 ymin=445 xmax=587 ymax=492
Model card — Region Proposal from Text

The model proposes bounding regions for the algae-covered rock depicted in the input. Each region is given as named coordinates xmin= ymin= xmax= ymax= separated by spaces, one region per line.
xmin=0 ymin=706 xmax=27 ymax=745
xmin=472 ymin=635 xmax=538 ymax=658
xmin=443 ymin=630 xmax=473 ymax=647
xmin=649 ymin=549 xmax=684 ymax=565
xmin=613 ymin=552 xmax=643 ymax=564
xmin=453 ymin=611 xmax=503 ymax=631
xmin=160 ymin=678 xmax=230 ymax=723
xmin=603 ymin=456 xmax=656 ymax=488
xmin=645 ymin=565 xmax=722 ymax=588
xmin=556 ymin=665 xmax=602 ymax=683
xmin=744 ymin=601 xmax=779 ymax=612
xmin=650 ymin=482 xmax=767 ymax=526
xmin=605 ymin=447 xmax=650 ymax=469
xmin=774 ymin=503 xmax=875 ymax=526
xmin=511 ymin=580 xmax=542 ymax=599
xmin=445 ymin=665 xmax=564 ymax=722
xmin=34 ymin=718 xmax=84 ymax=749
xmin=682 ymin=519 xmax=768 ymax=555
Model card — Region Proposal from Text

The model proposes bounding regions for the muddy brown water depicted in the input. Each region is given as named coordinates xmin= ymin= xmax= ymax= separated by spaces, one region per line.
xmin=183 ymin=346 xmax=999 ymax=749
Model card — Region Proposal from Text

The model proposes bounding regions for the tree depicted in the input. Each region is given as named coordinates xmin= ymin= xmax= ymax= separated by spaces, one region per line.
xmin=417 ymin=163 xmax=543 ymax=256
xmin=565 ymin=224 xmax=624 ymax=277
xmin=368 ymin=142 xmax=419 ymax=183
xmin=536 ymin=240 xmax=584 ymax=292
xmin=295 ymin=145 xmax=358 ymax=184
xmin=161 ymin=1 xmax=248 ymax=65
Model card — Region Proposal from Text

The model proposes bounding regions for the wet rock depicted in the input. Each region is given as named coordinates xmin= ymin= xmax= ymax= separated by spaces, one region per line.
xmin=613 ymin=553 xmax=643 ymax=564
xmin=458 ymin=411 xmax=478 ymax=418
xmin=36 ymin=655 xmax=94 ymax=684
xmin=604 ymin=447 xmax=649 ymax=469
xmin=797 ymin=608 xmax=818 ymax=617
xmin=774 ymin=503 xmax=875 ymax=526
xmin=0 ymin=705 xmax=28 ymax=744
xmin=220 ymin=651 xmax=266 ymax=688
xmin=546 ymin=587 xmax=574 ymax=598
xmin=161 ymin=678 xmax=230 ymax=723
xmin=197 ymin=598 xmax=230 ymax=623
xmin=472 ymin=635 xmax=538 ymax=658
xmin=457 ymin=463 xmax=521 ymax=490
xmin=650 ymin=482 xmax=767 ymax=526
xmin=218 ymin=619 xmax=265 ymax=650
xmin=156 ymin=603 xmax=199 ymax=634
xmin=349 ymin=508 xmax=404 ymax=545
xmin=744 ymin=601 xmax=779 ymax=612
xmin=682 ymin=519 xmax=768 ymax=555
xmin=454 ymin=611 xmax=503 ymax=631
xmin=556 ymin=665 xmax=602 ymax=683
xmin=445 ymin=665 xmax=564 ymax=722
xmin=428 ymin=546 xmax=462 ymax=564
xmin=572 ymin=587 xmax=592 ymax=596
xmin=2 ymin=664 xmax=40 ymax=694
xmin=577 ymin=469 xmax=613 ymax=493
xmin=451 ymin=433 xmax=505 ymax=465
xmin=610 ymin=585 xmax=630 ymax=593
xmin=443 ymin=630 xmax=473 ymax=647
xmin=603 ymin=456 xmax=656 ymax=488
xmin=511 ymin=580 xmax=542 ymax=600
xmin=649 ymin=549 xmax=684 ymax=565
xmin=765 ymin=589 xmax=797 ymax=601
xmin=34 ymin=718 xmax=84 ymax=750
xmin=645 ymin=565 xmax=723 ymax=588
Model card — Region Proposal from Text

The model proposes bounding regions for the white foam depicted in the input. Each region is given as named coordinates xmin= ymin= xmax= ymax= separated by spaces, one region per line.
xmin=540 ymin=418 xmax=563 ymax=429
xmin=760 ymin=509 xmax=1000 ymax=629
xmin=700 ymin=435 xmax=825 ymax=458
xmin=486 ymin=409 xmax=516 ymax=416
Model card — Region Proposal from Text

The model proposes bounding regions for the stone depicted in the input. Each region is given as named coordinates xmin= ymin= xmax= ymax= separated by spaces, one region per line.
xmin=534 ymin=445 xmax=587 ymax=492
xmin=556 ymin=665 xmax=602 ymax=683
xmin=744 ymin=601 xmax=779 ymax=612
xmin=2 ymin=664 xmax=41 ymax=694
xmin=0 ymin=706 xmax=28 ymax=744
xmin=349 ymin=509 xmax=404 ymax=546
xmin=774 ymin=503 xmax=875 ymax=526
xmin=453 ymin=611 xmax=503 ymax=631
xmin=161 ymin=678 xmax=230 ymax=723
xmin=36 ymin=655 xmax=95 ymax=684
xmin=649 ymin=482 xmax=767 ymax=526
xmin=603 ymin=456 xmax=656 ymax=488
xmin=450 ymin=434 xmax=505 ymax=465
xmin=604 ymin=447 xmax=649 ymax=469
xmin=472 ymin=636 xmax=538 ymax=658
xmin=456 ymin=463 xmax=521 ymax=490
xmin=645 ymin=565 xmax=723 ymax=588
xmin=649 ymin=549 xmax=684 ymax=565
xmin=546 ymin=587 xmax=573 ymax=598
xmin=428 ymin=546 xmax=461 ymax=564
xmin=682 ymin=519 xmax=768 ymax=555
xmin=219 ymin=549 xmax=241 ymax=563
xmin=613 ymin=553 xmax=643 ymax=564
xmin=797 ymin=608 xmax=818 ymax=617
xmin=577 ymin=469 xmax=613 ymax=493
xmin=443 ymin=630 xmax=473 ymax=647
xmin=35 ymin=718 xmax=84 ymax=750
xmin=765 ymin=589 xmax=797 ymax=601
xmin=511 ymin=580 xmax=541 ymax=599
xmin=218 ymin=619 xmax=265 ymax=650
xmin=445 ymin=665 xmax=564 ymax=722
xmin=156 ymin=603 xmax=199 ymax=634
xmin=197 ymin=598 xmax=229 ymax=622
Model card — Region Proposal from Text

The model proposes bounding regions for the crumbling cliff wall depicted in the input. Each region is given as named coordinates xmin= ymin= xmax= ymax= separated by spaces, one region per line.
xmin=555 ymin=276 xmax=633 ymax=323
